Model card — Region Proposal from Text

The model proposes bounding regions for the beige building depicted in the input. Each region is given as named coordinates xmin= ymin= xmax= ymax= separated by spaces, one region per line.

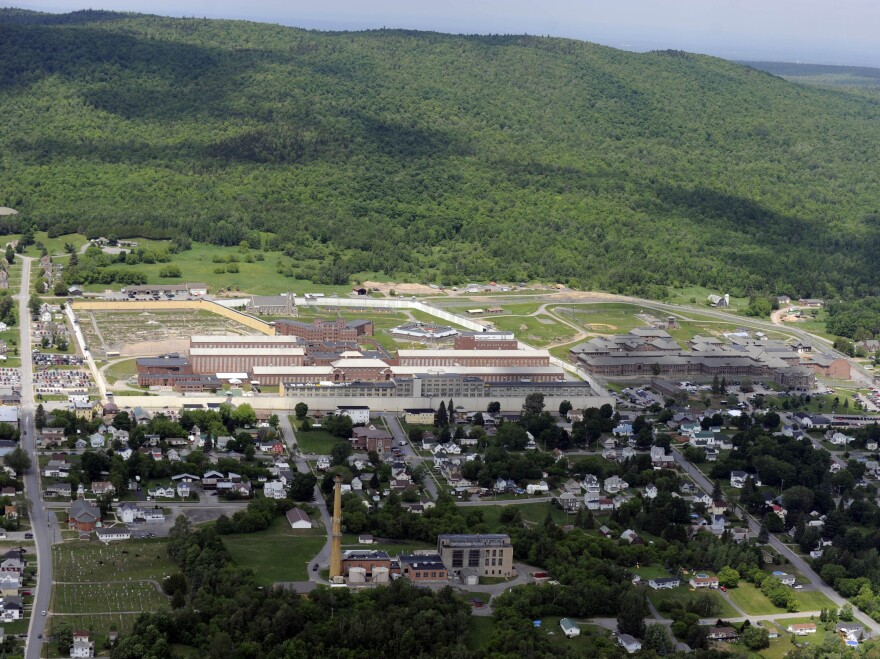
xmin=437 ymin=534 xmax=514 ymax=579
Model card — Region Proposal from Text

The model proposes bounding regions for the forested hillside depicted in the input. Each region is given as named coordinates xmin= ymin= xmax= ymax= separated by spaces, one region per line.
xmin=2 ymin=9 xmax=880 ymax=298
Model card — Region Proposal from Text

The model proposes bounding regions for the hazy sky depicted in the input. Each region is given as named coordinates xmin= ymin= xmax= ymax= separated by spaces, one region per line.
xmin=10 ymin=0 xmax=880 ymax=67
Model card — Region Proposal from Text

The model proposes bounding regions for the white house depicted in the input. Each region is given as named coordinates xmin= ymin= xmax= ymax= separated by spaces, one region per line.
xmin=559 ymin=618 xmax=580 ymax=638
xmin=316 ymin=457 xmax=330 ymax=471
xmin=71 ymin=631 xmax=95 ymax=658
xmin=263 ymin=481 xmax=286 ymax=499
xmin=618 ymin=634 xmax=642 ymax=654
xmin=730 ymin=471 xmax=749 ymax=488
xmin=648 ymin=577 xmax=681 ymax=590
xmin=526 ymin=481 xmax=549 ymax=495
xmin=351 ymin=476 xmax=364 ymax=491
xmin=89 ymin=432 xmax=105 ymax=449
xmin=176 ymin=483 xmax=191 ymax=498
xmin=604 ymin=475 xmax=629 ymax=494
xmin=336 ymin=406 xmax=370 ymax=425
xmin=772 ymin=571 xmax=796 ymax=586
xmin=644 ymin=483 xmax=658 ymax=499
xmin=829 ymin=432 xmax=854 ymax=446
xmin=582 ymin=474 xmax=601 ymax=494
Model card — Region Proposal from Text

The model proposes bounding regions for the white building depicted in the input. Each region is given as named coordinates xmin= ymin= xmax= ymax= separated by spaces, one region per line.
xmin=336 ymin=406 xmax=370 ymax=425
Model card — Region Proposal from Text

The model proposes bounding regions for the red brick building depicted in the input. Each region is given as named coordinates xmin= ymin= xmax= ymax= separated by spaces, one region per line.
xmin=395 ymin=349 xmax=549 ymax=368
xmin=190 ymin=335 xmax=302 ymax=350
xmin=350 ymin=427 xmax=393 ymax=454
xmin=454 ymin=332 xmax=519 ymax=350
xmin=398 ymin=553 xmax=448 ymax=584
xmin=341 ymin=550 xmax=398 ymax=578
xmin=189 ymin=347 xmax=305 ymax=374
xmin=275 ymin=318 xmax=374 ymax=342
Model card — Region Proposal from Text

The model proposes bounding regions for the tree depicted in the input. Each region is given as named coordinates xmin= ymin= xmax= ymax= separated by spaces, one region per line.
xmin=758 ymin=517 xmax=769 ymax=544
xmin=434 ymin=401 xmax=448 ymax=427
xmin=740 ymin=626 xmax=769 ymax=650
xmin=523 ymin=392 xmax=545 ymax=416
xmin=35 ymin=403 xmax=46 ymax=430
xmin=28 ymin=293 xmax=41 ymax=316
xmin=330 ymin=441 xmax=352 ymax=466
xmin=294 ymin=402 xmax=309 ymax=420
xmin=159 ymin=264 xmax=182 ymax=278
xmin=839 ymin=603 xmax=854 ymax=622
xmin=4 ymin=245 xmax=13 ymax=264
xmin=54 ymin=622 xmax=73 ymax=655
xmin=53 ymin=281 xmax=69 ymax=296
xmin=558 ymin=400 xmax=572 ymax=417
xmin=4 ymin=447 xmax=31 ymax=474
xmin=487 ymin=401 xmax=501 ymax=414
xmin=616 ymin=589 xmax=648 ymax=639
xmin=289 ymin=473 xmax=317 ymax=501
xmin=717 ymin=566 xmax=740 ymax=589
xmin=711 ymin=479 xmax=722 ymax=500
xmin=643 ymin=624 xmax=672 ymax=655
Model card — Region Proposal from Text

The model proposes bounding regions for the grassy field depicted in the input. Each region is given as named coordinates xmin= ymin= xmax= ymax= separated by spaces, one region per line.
xmin=458 ymin=503 xmax=571 ymax=530
xmin=291 ymin=420 xmax=343 ymax=455
xmin=53 ymin=539 xmax=176 ymax=582
xmin=0 ymin=231 xmax=89 ymax=258
xmin=54 ymin=581 xmax=168 ymax=613
xmin=666 ymin=286 xmax=751 ymax=314
xmin=465 ymin=616 xmax=497 ymax=651
xmin=103 ymin=358 xmax=138 ymax=385
xmin=725 ymin=582 xmax=787 ymax=616
xmin=645 ymin=585 xmax=739 ymax=618
xmin=0 ymin=328 xmax=22 ymax=367
xmin=222 ymin=516 xmax=327 ymax=584
xmin=491 ymin=314 xmax=575 ymax=347
xmin=764 ymin=392 xmax=866 ymax=415
xmin=793 ymin=589 xmax=837 ymax=611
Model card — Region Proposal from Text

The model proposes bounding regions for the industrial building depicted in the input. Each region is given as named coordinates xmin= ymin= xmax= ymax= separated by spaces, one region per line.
xmin=437 ymin=534 xmax=514 ymax=579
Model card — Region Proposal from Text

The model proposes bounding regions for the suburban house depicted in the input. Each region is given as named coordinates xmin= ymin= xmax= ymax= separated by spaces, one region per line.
xmin=644 ymin=483 xmax=658 ymax=499
xmin=604 ymin=475 xmax=629 ymax=494
xmin=263 ymin=481 xmax=286 ymax=499
xmin=526 ymin=481 xmax=549 ymax=495
xmin=559 ymin=618 xmax=580 ymax=638
xmin=582 ymin=474 xmax=601 ymax=494
xmin=336 ymin=405 xmax=370 ymax=425
xmin=837 ymin=622 xmax=865 ymax=639
xmin=1 ymin=596 xmax=22 ymax=622
xmin=689 ymin=575 xmax=719 ymax=589
xmin=730 ymin=471 xmax=750 ymax=488
xmin=707 ymin=626 xmax=739 ymax=641
xmin=558 ymin=491 xmax=581 ymax=512
xmin=787 ymin=623 xmax=817 ymax=636
xmin=618 ymin=634 xmax=642 ymax=654
xmin=772 ymin=571 xmax=796 ymax=586
xmin=648 ymin=577 xmax=681 ymax=590
xmin=71 ymin=630 xmax=95 ymax=658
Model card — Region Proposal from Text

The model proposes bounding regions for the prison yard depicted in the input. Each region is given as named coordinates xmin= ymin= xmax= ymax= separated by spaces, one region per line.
xmin=77 ymin=309 xmax=251 ymax=358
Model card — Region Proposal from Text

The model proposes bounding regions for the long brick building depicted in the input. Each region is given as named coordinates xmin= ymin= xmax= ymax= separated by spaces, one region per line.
xmin=275 ymin=318 xmax=373 ymax=342
xmin=454 ymin=331 xmax=518 ymax=350
xmin=394 ymin=349 xmax=549 ymax=368
xmin=189 ymin=347 xmax=305 ymax=374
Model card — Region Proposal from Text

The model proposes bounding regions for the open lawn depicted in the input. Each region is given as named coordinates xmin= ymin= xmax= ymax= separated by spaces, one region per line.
xmin=0 ymin=231 xmax=89 ymax=258
xmin=462 ymin=503 xmax=571 ymax=531
xmin=491 ymin=314 xmax=574 ymax=347
xmin=774 ymin=616 xmax=831 ymax=647
xmin=725 ymin=582 xmax=796 ymax=616
xmin=666 ymin=286 xmax=751 ymax=314
xmin=222 ymin=516 xmax=327 ymax=584
xmin=53 ymin=538 xmax=175 ymax=582
xmin=103 ymin=358 xmax=138 ymax=385
xmin=793 ymin=589 xmax=837 ymax=611
xmin=292 ymin=423 xmax=343 ymax=455
xmin=646 ymin=585 xmax=738 ymax=618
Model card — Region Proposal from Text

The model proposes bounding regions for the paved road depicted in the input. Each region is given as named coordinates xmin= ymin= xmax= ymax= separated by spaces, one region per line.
xmin=18 ymin=257 xmax=55 ymax=659
xmin=672 ymin=448 xmax=880 ymax=634
xmin=277 ymin=414 xmax=332 ymax=582
xmin=380 ymin=414 xmax=441 ymax=499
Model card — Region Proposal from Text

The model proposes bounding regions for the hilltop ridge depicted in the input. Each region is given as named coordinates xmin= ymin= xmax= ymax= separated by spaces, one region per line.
xmin=1 ymin=9 xmax=880 ymax=298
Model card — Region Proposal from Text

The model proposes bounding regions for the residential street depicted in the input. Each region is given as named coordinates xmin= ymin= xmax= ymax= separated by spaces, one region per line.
xmin=672 ymin=448 xmax=880 ymax=635
xmin=18 ymin=257 xmax=55 ymax=659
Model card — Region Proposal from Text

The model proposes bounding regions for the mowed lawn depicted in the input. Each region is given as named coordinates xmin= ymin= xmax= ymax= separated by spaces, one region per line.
xmin=291 ymin=420 xmax=343 ymax=455
xmin=222 ymin=517 xmax=327 ymax=584
xmin=646 ymin=585 xmax=739 ymax=618
xmin=491 ymin=314 xmax=574 ymax=346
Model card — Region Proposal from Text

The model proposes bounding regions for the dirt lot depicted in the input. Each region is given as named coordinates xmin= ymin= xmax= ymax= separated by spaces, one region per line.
xmin=361 ymin=281 xmax=439 ymax=295
xmin=76 ymin=310 xmax=252 ymax=357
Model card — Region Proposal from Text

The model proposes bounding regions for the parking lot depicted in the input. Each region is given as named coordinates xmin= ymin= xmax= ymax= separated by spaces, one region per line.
xmin=0 ymin=367 xmax=21 ymax=389
xmin=33 ymin=368 xmax=93 ymax=394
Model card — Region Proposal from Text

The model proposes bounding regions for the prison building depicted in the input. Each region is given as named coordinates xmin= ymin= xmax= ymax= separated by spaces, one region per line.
xmin=275 ymin=318 xmax=373 ymax=341
xmin=189 ymin=347 xmax=305 ymax=375
xmin=454 ymin=331 xmax=519 ymax=351
xmin=190 ymin=335 xmax=302 ymax=350
xmin=394 ymin=349 xmax=550 ymax=368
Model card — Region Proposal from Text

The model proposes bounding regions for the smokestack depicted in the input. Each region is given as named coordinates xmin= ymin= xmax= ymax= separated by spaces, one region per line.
xmin=329 ymin=474 xmax=343 ymax=580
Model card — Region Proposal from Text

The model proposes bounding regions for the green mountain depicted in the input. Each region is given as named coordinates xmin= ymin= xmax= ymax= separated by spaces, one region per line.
xmin=2 ymin=9 xmax=880 ymax=298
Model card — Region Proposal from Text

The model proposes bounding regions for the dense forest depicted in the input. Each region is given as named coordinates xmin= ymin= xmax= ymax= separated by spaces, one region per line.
xmin=2 ymin=10 xmax=880 ymax=298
